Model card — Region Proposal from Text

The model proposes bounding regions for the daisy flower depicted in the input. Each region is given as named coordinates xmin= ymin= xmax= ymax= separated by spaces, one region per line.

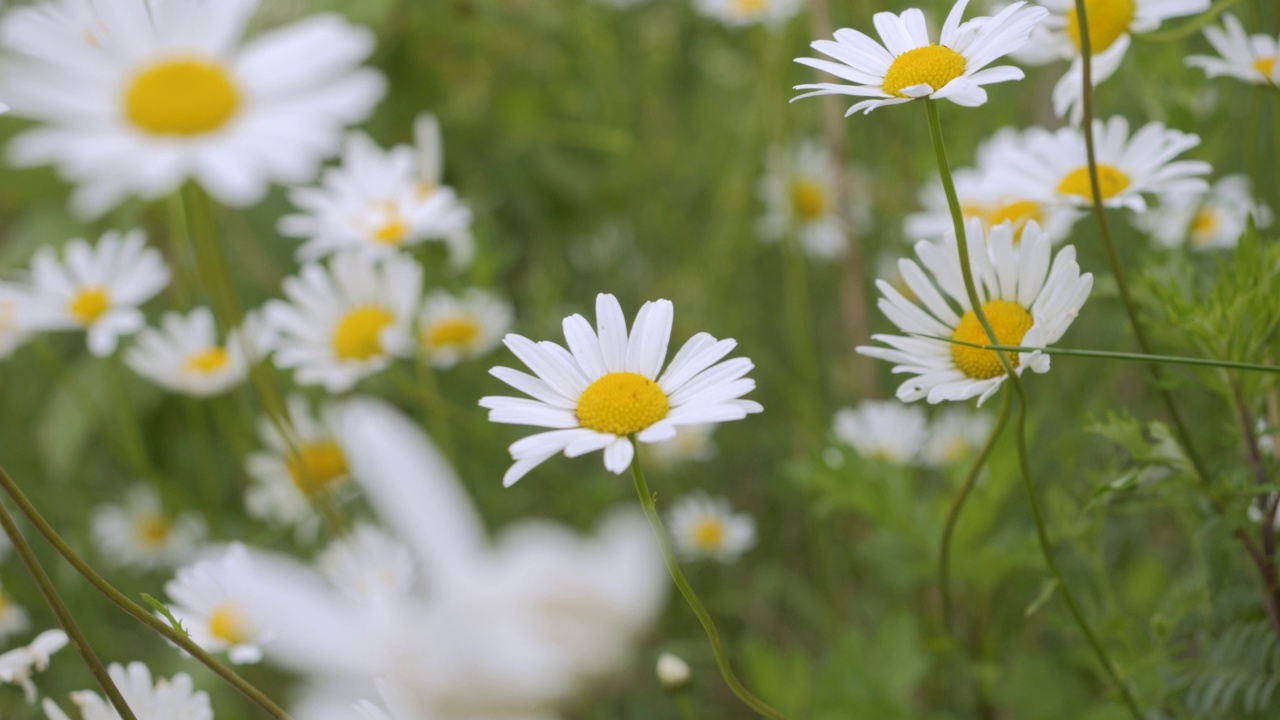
xmin=90 ymin=485 xmax=206 ymax=571
xmin=42 ymin=662 xmax=212 ymax=720
xmin=0 ymin=282 xmax=32 ymax=360
xmin=923 ymin=406 xmax=996 ymax=467
xmin=1135 ymin=174 xmax=1273 ymax=251
xmin=858 ymin=219 xmax=1093 ymax=405
xmin=166 ymin=545 xmax=265 ymax=664
xmin=262 ymin=249 xmax=422 ymax=393
xmin=0 ymin=0 xmax=385 ymax=218
xmin=757 ymin=140 xmax=848 ymax=260
xmin=1187 ymin=14 xmax=1280 ymax=86
xmin=0 ymin=629 xmax=67 ymax=703
xmin=665 ymin=493 xmax=756 ymax=563
xmin=0 ymin=581 xmax=30 ymax=645
xmin=22 ymin=230 xmax=170 ymax=357
xmin=317 ymin=524 xmax=415 ymax=604
xmin=793 ymin=0 xmax=1049 ymax=115
xmin=693 ymin=0 xmax=803 ymax=29
xmin=417 ymin=289 xmax=512 ymax=370
xmin=480 ymin=293 xmax=762 ymax=486
xmin=643 ymin=423 xmax=718 ymax=470
xmin=1000 ymin=117 xmax=1211 ymax=213
xmin=413 ymin=112 xmax=476 ymax=268
xmin=656 ymin=652 xmax=693 ymax=691
xmin=833 ymin=400 xmax=928 ymax=464
xmin=124 ymin=307 xmax=248 ymax=397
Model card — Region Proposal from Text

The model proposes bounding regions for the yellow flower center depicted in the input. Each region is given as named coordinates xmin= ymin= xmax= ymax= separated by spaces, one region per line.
xmin=426 ymin=317 xmax=481 ymax=351
xmin=1066 ymin=0 xmax=1135 ymax=53
xmin=185 ymin=347 xmax=231 ymax=375
xmin=987 ymin=200 xmax=1043 ymax=237
xmin=136 ymin=515 xmax=171 ymax=546
xmin=208 ymin=602 xmax=250 ymax=645
xmin=125 ymin=58 xmax=240 ymax=136
xmin=332 ymin=306 xmax=395 ymax=361
xmin=68 ymin=287 xmax=110 ymax=325
xmin=416 ymin=181 xmax=437 ymax=199
xmin=790 ymin=179 xmax=828 ymax=221
xmin=287 ymin=441 xmax=349 ymax=494
xmin=1255 ymin=57 xmax=1276 ymax=79
xmin=1190 ymin=209 xmax=1218 ymax=243
xmin=693 ymin=518 xmax=726 ymax=549
xmin=942 ymin=437 xmax=970 ymax=462
xmin=882 ymin=45 xmax=967 ymax=98
xmin=733 ymin=0 xmax=767 ymax=15
xmin=576 ymin=372 xmax=670 ymax=436
xmin=950 ymin=300 xmax=1034 ymax=380
xmin=1057 ymin=164 xmax=1131 ymax=202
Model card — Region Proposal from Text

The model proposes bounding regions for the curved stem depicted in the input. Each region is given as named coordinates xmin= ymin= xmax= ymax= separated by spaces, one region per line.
xmin=0 ymin=463 xmax=292 ymax=719
xmin=939 ymin=389 xmax=1012 ymax=632
xmin=0 ymin=501 xmax=136 ymax=720
xmin=627 ymin=446 xmax=790 ymax=720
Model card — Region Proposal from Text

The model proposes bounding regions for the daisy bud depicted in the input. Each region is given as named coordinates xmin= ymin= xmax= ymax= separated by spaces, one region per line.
xmin=657 ymin=652 xmax=692 ymax=691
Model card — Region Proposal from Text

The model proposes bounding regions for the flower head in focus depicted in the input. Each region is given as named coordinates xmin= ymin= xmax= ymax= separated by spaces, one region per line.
xmin=125 ymin=307 xmax=248 ymax=397
xmin=1134 ymin=174 xmax=1273 ymax=251
xmin=666 ymin=492 xmax=756 ymax=563
xmin=41 ymin=662 xmax=212 ymax=720
xmin=417 ymin=289 xmax=512 ymax=370
xmin=91 ymin=485 xmax=206 ymax=571
xmin=165 ymin=545 xmax=265 ymax=664
xmin=833 ymin=400 xmax=929 ymax=464
xmin=1187 ymin=14 xmax=1280 ymax=86
xmin=0 ymin=629 xmax=68 ymax=703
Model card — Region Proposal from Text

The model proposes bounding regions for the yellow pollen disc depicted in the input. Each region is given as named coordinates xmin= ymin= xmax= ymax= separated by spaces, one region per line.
xmin=125 ymin=58 xmax=240 ymax=136
xmin=208 ymin=603 xmax=250 ymax=645
xmin=950 ymin=300 xmax=1034 ymax=380
xmin=733 ymin=0 xmax=767 ymax=15
xmin=882 ymin=45 xmax=966 ymax=98
xmin=790 ymin=179 xmax=827 ymax=221
xmin=1057 ymin=164 xmax=1130 ymax=202
xmin=426 ymin=317 xmax=481 ymax=350
xmin=576 ymin=372 xmax=670 ymax=436
xmin=988 ymin=200 xmax=1043 ymax=237
xmin=68 ymin=287 xmax=111 ymax=325
xmin=693 ymin=518 xmax=726 ymax=549
xmin=332 ymin=306 xmax=396 ymax=361
xmin=185 ymin=347 xmax=231 ymax=375
xmin=136 ymin=515 xmax=171 ymax=545
xmin=287 ymin=441 xmax=349 ymax=494
xmin=416 ymin=181 xmax=437 ymax=199
xmin=1066 ymin=0 xmax=1135 ymax=53
xmin=1255 ymin=57 xmax=1276 ymax=79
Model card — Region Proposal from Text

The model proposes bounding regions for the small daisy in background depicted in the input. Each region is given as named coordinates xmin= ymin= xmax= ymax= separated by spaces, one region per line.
xmin=833 ymin=400 xmax=928 ymax=464
xmin=643 ymin=423 xmax=719 ymax=470
xmin=1135 ymin=174 xmax=1274 ymax=251
xmin=793 ymin=0 xmax=1049 ymax=115
xmin=0 ymin=581 xmax=30 ymax=644
xmin=418 ymin=289 xmax=513 ymax=370
xmin=0 ymin=629 xmax=67 ymax=703
xmin=1187 ymin=14 xmax=1279 ymax=86
xmin=0 ymin=0 xmax=385 ymax=218
xmin=0 ymin=282 xmax=31 ymax=361
xmin=317 ymin=524 xmax=415 ymax=604
xmin=923 ymin=407 xmax=996 ymax=467
xmin=22 ymin=230 xmax=170 ymax=357
xmin=166 ymin=545 xmax=265 ymax=664
xmin=245 ymin=396 xmax=352 ymax=537
xmin=262 ymin=249 xmax=422 ymax=393
xmin=858 ymin=219 xmax=1093 ymax=405
xmin=666 ymin=493 xmax=757 ymax=563
xmin=124 ymin=307 xmax=248 ymax=398
xmin=90 ymin=485 xmax=206 ymax=571
xmin=757 ymin=140 xmax=862 ymax=260
xmin=413 ymin=112 xmax=476 ymax=268
xmin=694 ymin=0 xmax=803 ymax=29
xmin=480 ymin=293 xmax=762 ymax=486
xmin=41 ymin=662 xmax=213 ymax=720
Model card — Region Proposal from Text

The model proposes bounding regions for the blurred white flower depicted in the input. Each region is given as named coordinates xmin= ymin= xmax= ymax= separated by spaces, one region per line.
xmin=91 ymin=485 xmax=206 ymax=571
xmin=125 ymin=307 xmax=248 ymax=397
xmin=41 ymin=662 xmax=212 ymax=720
xmin=262 ymin=250 xmax=422 ymax=392
xmin=418 ymin=288 xmax=512 ymax=370
xmin=0 ymin=0 xmax=385 ymax=218
xmin=21 ymin=230 xmax=170 ymax=357
xmin=655 ymin=652 xmax=692 ymax=691
xmin=923 ymin=407 xmax=996 ymax=467
xmin=757 ymin=140 xmax=849 ymax=260
xmin=317 ymin=524 xmax=415 ymax=605
xmin=694 ymin=0 xmax=803 ymax=29
xmin=666 ymin=492 xmax=756 ymax=563
xmin=0 ymin=629 xmax=68 ymax=703
xmin=0 ymin=581 xmax=30 ymax=645
xmin=1187 ymin=14 xmax=1279 ymax=86
xmin=413 ymin=112 xmax=476 ymax=269
xmin=642 ymin=423 xmax=718 ymax=470
xmin=165 ymin=545 xmax=266 ymax=664
xmin=1134 ymin=174 xmax=1273 ymax=251
xmin=1248 ymin=493 xmax=1280 ymax=529
xmin=0 ymin=282 xmax=32 ymax=360
xmin=833 ymin=400 xmax=928 ymax=464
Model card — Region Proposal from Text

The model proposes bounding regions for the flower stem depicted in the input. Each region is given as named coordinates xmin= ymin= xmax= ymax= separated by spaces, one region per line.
xmin=0 ymin=462 xmax=292 ymax=719
xmin=627 ymin=445 xmax=790 ymax=720
xmin=0 ymin=500 xmax=137 ymax=720
xmin=413 ymin=359 xmax=457 ymax=461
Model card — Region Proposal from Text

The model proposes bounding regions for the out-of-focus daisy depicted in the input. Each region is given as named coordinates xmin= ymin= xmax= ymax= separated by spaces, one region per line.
xmin=279 ymin=131 xmax=472 ymax=265
xmin=923 ymin=406 xmax=996 ymax=467
xmin=124 ymin=307 xmax=248 ymax=397
xmin=666 ymin=493 xmax=756 ymax=563
xmin=245 ymin=396 xmax=352 ymax=537
xmin=0 ymin=581 xmax=30 ymax=644
xmin=1135 ymin=174 xmax=1273 ymax=251
xmin=166 ymin=545 xmax=265 ymax=664
xmin=353 ymin=680 xmax=420 ymax=720
xmin=757 ymin=140 xmax=848 ymax=260
xmin=693 ymin=0 xmax=803 ymax=28
xmin=42 ymin=662 xmax=212 ymax=720
xmin=417 ymin=289 xmax=512 ymax=370
xmin=1001 ymin=117 xmax=1211 ymax=213
xmin=858 ymin=219 xmax=1093 ymax=405
xmin=412 ymin=113 xmax=475 ymax=269
xmin=0 ymin=629 xmax=67 ymax=703
xmin=656 ymin=652 xmax=692 ymax=691
xmin=1017 ymin=0 xmax=1210 ymax=121
xmin=1188 ymin=14 xmax=1279 ymax=86
xmin=0 ymin=0 xmax=385 ymax=218
xmin=833 ymin=400 xmax=928 ymax=464
xmin=480 ymin=293 xmax=762 ymax=486
xmin=262 ymin=250 xmax=422 ymax=393
xmin=642 ymin=423 xmax=718 ymax=470
xmin=0 ymin=282 xmax=32 ymax=360
xmin=793 ymin=1 xmax=1048 ymax=115
xmin=90 ymin=485 xmax=205 ymax=571
xmin=21 ymin=230 xmax=170 ymax=357
xmin=317 ymin=524 xmax=415 ymax=604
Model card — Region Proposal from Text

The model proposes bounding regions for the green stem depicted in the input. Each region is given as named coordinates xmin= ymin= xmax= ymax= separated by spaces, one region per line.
xmin=0 ymin=462 xmax=292 ymax=719
xmin=412 ymin=359 xmax=457 ymax=461
xmin=918 ymin=336 xmax=1280 ymax=375
xmin=939 ymin=389 xmax=1012 ymax=633
xmin=627 ymin=446 xmax=790 ymax=720
xmin=676 ymin=693 xmax=698 ymax=720
xmin=0 ymin=500 xmax=137 ymax=720
xmin=781 ymin=234 xmax=823 ymax=440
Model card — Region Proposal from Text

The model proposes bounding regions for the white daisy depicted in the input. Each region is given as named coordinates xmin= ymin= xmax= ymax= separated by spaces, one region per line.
xmin=90 ymin=485 xmax=205 ymax=571
xmin=353 ymin=680 xmax=420 ymax=720
xmin=41 ymin=662 xmax=212 ymax=720
xmin=262 ymin=249 xmax=422 ymax=393
xmin=278 ymin=131 xmax=472 ymax=264
xmin=922 ymin=406 xmax=996 ymax=467
xmin=1135 ymin=174 xmax=1274 ymax=251
xmin=693 ymin=0 xmax=803 ymax=29
xmin=666 ymin=493 xmax=756 ymax=563
xmin=832 ymin=400 xmax=928 ymax=464
xmin=317 ymin=524 xmax=415 ymax=604
xmin=0 ymin=582 xmax=30 ymax=645
xmin=757 ymin=140 xmax=848 ymax=260
xmin=166 ymin=545 xmax=265 ymax=664
xmin=656 ymin=653 xmax=692 ymax=691
xmin=480 ymin=293 xmax=762 ymax=486
xmin=412 ymin=112 xmax=475 ymax=269
xmin=245 ymin=395 xmax=352 ymax=537
xmin=0 ymin=282 xmax=32 ymax=360
xmin=22 ymin=230 xmax=170 ymax=357
xmin=858 ymin=218 xmax=1093 ymax=405
xmin=0 ymin=629 xmax=67 ymax=703
xmin=793 ymin=0 xmax=1049 ymax=115
xmin=124 ymin=307 xmax=248 ymax=397
xmin=642 ymin=423 xmax=718 ymax=470
xmin=999 ymin=117 xmax=1211 ymax=213
xmin=1187 ymin=14 xmax=1279 ymax=86
xmin=417 ymin=289 xmax=512 ymax=370
xmin=0 ymin=0 xmax=385 ymax=218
